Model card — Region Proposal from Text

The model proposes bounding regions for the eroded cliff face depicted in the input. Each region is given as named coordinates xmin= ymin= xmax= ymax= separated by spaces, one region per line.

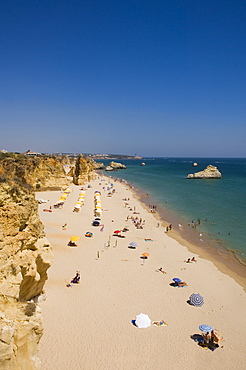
xmin=0 ymin=157 xmax=53 ymax=369
xmin=0 ymin=154 xmax=69 ymax=191
xmin=73 ymin=154 xmax=96 ymax=185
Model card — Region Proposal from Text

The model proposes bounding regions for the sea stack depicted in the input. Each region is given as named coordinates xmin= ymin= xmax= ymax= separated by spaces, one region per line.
xmin=141 ymin=162 xmax=146 ymax=166
xmin=187 ymin=165 xmax=222 ymax=179
xmin=109 ymin=161 xmax=126 ymax=169
xmin=192 ymin=162 xmax=198 ymax=167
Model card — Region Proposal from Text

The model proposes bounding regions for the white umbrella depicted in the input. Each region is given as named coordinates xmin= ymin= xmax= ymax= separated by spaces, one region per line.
xmin=135 ymin=313 xmax=151 ymax=328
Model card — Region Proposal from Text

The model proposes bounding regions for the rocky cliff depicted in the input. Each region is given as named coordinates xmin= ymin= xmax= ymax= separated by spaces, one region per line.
xmin=187 ymin=165 xmax=222 ymax=179
xmin=0 ymin=154 xmax=55 ymax=369
xmin=0 ymin=153 xmax=69 ymax=191
xmin=73 ymin=154 xmax=95 ymax=185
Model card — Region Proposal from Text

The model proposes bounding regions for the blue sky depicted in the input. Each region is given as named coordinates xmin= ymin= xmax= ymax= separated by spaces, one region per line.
xmin=1 ymin=0 xmax=245 ymax=157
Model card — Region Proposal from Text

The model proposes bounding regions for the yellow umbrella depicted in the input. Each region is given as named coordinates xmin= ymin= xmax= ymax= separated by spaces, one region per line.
xmin=70 ymin=236 xmax=80 ymax=241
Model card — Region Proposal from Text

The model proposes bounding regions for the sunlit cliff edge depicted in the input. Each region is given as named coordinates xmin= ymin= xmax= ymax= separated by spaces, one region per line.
xmin=0 ymin=153 xmax=95 ymax=369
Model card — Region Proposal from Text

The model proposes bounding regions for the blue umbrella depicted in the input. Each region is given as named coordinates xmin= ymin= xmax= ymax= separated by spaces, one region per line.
xmin=129 ymin=242 xmax=138 ymax=248
xmin=173 ymin=278 xmax=182 ymax=283
xmin=189 ymin=293 xmax=204 ymax=307
xmin=199 ymin=324 xmax=213 ymax=332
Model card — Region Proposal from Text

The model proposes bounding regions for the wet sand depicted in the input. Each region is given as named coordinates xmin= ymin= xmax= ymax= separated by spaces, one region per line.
xmin=108 ymin=174 xmax=246 ymax=289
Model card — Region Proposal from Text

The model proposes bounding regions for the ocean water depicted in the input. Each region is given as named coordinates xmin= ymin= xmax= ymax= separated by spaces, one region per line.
xmin=100 ymin=158 xmax=246 ymax=265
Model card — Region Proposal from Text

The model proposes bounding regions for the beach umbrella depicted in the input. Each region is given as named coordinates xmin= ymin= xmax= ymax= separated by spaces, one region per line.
xmin=199 ymin=324 xmax=213 ymax=332
xmin=129 ymin=242 xmax=138 ymax=248
xmin=135 ymin=313 xmax=151 ymax=328
xmin=142 ymin=253 xmax=150 ymax=257
xmin=189 ymin=293 xmax=204 ymax=307
xmin=114 ymin=230 xmax=121 ymax=234
xmin=70 ymin=236 xmax=80 ymax=242
xmin=173 ymin=278 xmax=182 ymax=283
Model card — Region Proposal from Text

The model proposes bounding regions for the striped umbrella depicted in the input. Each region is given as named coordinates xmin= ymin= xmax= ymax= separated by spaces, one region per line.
xmin=189 ymin=293 xmax=204 ymax=307
xmin=129 ymin=242 xmax=138 ymax=249
xmin=199 ymin=324 xmax=213 ymax=332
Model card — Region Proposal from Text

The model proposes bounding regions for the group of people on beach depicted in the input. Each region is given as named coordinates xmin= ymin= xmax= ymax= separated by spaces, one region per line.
xmin=184 ymin=257 xmax=197 ymax=263
xmin=200 ymin=331 xmax=220 ymax=350
xmin=127 ymin=215 xmax=145 ymax=229
xmin=165 ymin=224 xmax=172 ymax=232
xmin=149 ymin=204 xmax=157 ymax=213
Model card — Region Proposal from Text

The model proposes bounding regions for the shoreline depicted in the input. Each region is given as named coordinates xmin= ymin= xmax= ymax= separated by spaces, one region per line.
xmin=105 ymin=173 xmax=246 ymax=290
xmin=38 ymin=174 xmax=246 ymax=369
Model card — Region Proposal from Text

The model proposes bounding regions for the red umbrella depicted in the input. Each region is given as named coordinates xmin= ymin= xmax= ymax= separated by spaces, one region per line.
xmin=114 ymin=230 xmax=121 ymax=234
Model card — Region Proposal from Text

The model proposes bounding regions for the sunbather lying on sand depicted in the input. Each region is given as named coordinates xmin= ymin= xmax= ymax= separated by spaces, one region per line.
xmin=158 ymin=267 xmax=167 ymax=274
xmin=184 ymin=258 xmax=192 ymax=263
xmin=177 ymin=281 xmax=188 ymax=287
xmin=153 ymin=320 xmax=167 ymax=326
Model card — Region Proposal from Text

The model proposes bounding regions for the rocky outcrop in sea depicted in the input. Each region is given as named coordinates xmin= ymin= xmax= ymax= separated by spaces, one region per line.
xmin=187 ymin=165 xmax=222 ymax=179
xmin=105 ymin=161 xmax=126 ymax=171
xmin=93 ymin=162 xmax=104 ymax=170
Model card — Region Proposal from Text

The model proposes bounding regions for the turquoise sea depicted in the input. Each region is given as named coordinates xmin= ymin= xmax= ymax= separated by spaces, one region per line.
xmin=100 ymin=158 xmax=246 ymax=269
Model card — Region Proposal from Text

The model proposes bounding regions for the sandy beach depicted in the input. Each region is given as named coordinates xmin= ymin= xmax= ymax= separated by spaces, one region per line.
xmin=37 ymin=175 xmax=246 ymax=370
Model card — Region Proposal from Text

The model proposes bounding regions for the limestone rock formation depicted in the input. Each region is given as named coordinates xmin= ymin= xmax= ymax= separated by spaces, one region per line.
xmin=108 ymin=161 xmax=126 ymax=170
xmin=192 ymin=162 xmax=198 ymax=167
xmin=93 ymin=162 xmax=104 ymax=170
xmin=187 ymin=165 xmax=222 ymax=179
xmin=105 ymin=166 xmax=114 ymax=171
xmin=0 ymin=153 xmax=69 ymax=191
xmin=73 ymin=154 xmax=95 ymax=185
xmin=0 ymin=154 xmax=54 ymax=369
